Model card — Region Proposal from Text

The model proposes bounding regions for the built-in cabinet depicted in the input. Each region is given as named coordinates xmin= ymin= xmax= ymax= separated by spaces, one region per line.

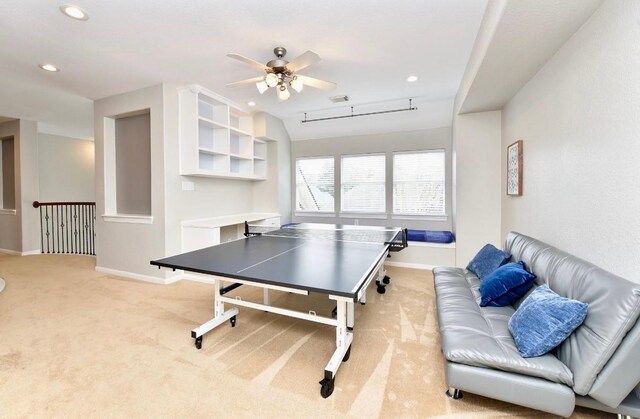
xmin=181 ymin=213 xmax=281 ymax=252
xmin=179 ymin=85 xmax=266 ymax=180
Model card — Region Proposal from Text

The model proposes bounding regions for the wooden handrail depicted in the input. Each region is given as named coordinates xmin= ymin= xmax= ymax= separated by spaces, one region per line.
xmin=33 ymin=201 xmax=96 ymax=208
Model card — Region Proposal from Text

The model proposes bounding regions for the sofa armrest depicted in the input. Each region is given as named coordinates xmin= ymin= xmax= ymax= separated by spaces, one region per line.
xmin=588 ymin=319 xmax=640 ymax=407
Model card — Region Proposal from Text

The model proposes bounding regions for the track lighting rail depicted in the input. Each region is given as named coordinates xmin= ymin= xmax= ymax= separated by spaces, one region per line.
xmin=301 ymin=99 xmax=417 ymax=123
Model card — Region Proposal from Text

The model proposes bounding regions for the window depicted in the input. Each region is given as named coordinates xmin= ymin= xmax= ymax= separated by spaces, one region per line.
xmin=341 ymin=154 xmax=385 ymax=213
xmin=0 ymin=137 xmax=15 ymax=210
xmin=296 ymin=157 xmax=335 ymax=212
xmin=393 ymin=150 xmax=445 ymax=216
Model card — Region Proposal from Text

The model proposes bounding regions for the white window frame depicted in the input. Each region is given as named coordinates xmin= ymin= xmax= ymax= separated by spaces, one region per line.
xmin=339 ymin=153 xmax=386 ymax=215
xmin=392 ymin=149 xmax=446 ymax=220
xmin=295 ymin=156 xmax=336 ymax=215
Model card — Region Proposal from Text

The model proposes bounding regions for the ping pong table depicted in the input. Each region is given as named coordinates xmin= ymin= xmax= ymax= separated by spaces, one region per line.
xmin=151 ymin=222 xmax=407 ymax=398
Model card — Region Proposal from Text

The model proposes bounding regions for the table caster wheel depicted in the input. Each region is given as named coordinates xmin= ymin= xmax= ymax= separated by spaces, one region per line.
xmin=377 ymin=285 xmax=386 ymax=294
xmin=195 ymin=336 xmax=203 ymax=350
xmin=319 ymin=377 xmax=335 ymax=398
xmin=342 ymin=345 xmax=351 ymax=362
xmin=382 ymin=275 xmax=391 ymax=285
xmin=230 ymin=316 xmax=237 ymax=327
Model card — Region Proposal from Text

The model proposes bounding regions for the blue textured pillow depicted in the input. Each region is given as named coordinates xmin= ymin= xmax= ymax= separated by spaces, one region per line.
xmin=508 ymin=285 xmax=588 ymax=358
xmin=479 ymin=261 xmax=535 ymax=307
xmin=467 ymin=244 xmax=511 ymax=279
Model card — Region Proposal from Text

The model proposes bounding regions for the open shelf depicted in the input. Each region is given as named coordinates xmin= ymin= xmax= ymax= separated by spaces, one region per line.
xmin=199 ymin=153 xmax=229 ymax=173
xmin=179 ymin=85 xmax=266 ymax=181
xmin=229 ymin=107 xmax=253 ymax=134
xmin=198 ymin=95 xmax=228 ymax=126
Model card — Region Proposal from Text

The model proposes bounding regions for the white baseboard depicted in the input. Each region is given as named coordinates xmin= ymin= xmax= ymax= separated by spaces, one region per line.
xmin=95 ymin=266 xmax=181 ymax=285
xmin=0 ymin=248 xmax=21 ymax=256
xmin=182 ymin=272 xmax=216 ymax=285
xmin=385 ymin=261 xmax=436 ymax=271
xmin=21 ymin=249 xmax=42 ymax=256
xmin=1 ymin=249 xmax=98 ymax=257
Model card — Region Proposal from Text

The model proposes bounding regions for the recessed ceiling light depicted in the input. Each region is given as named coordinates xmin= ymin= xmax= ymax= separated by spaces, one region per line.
xmin=406 ymin=76 xmax=418 ymax=83
xmin=59 ymin=4 xmax=89 ymax=20
xmin=247 ymin=101 xmax=256 ymax=107
xmin=39 ymin=64 xmax=60 ymax=72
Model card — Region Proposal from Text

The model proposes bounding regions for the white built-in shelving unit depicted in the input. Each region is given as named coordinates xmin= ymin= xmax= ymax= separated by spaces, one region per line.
xmin=179 ymin=85 xmax=266 ymax=180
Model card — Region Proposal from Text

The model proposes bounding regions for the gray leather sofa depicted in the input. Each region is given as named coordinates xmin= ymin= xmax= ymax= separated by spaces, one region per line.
xmin=433 ymin=232 xmax=640 ymax=418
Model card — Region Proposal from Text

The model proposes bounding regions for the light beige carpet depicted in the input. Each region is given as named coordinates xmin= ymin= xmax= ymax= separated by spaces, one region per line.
xmin=0 ymin=253 xmax=607 ymax=418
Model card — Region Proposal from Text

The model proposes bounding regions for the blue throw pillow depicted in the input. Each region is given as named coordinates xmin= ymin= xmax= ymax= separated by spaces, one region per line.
xmin=467 ymin=244 xmax=511 ymax=279
xmin=479 ymin=261 xmax=535 ymax=307
xmin=508 ymin=285 xmax=588 ymax=358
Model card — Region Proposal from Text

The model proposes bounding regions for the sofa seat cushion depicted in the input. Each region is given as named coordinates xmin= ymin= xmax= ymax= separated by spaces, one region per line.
xmin=433 ymin=267 xmax=574 ymax=386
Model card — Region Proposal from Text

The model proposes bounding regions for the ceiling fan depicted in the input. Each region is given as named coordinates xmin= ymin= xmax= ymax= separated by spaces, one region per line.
xmin=225 ymin=47 xmax=336 ymax=101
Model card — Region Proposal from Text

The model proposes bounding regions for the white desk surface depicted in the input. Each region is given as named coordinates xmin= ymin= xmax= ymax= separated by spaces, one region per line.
xmin=181 ymin=212 xmax=280 ymax=229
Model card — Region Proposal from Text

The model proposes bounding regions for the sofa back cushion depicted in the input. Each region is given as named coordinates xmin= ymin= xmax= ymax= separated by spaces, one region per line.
xmin=505 ymin=232 xmax=640 ymax=395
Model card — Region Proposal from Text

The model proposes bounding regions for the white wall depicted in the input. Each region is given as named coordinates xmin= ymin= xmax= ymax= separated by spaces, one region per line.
xmin=0 ymin=120 xmax=22 ymax=252
xmin=452 ymin=111 xmax=502 ymax=267
xmin=162 ymin=85 xmax=258 ymax=258
xmin=19 ymin=120 xmax=40 ymax=253
xmin=253 ymin=112 xmax=292 ymax=224
xmin=291 ymin=127 xmax=453 ymax=231
xmin=38 ymin=134 xmax=95 ymax=202
xmin=0 ymin=119 xmax=39 ymax=254
xmin=501 ymin=0 xmax=640 ymax=280
xmin=94 ymin=85 xmax=170 ymax=282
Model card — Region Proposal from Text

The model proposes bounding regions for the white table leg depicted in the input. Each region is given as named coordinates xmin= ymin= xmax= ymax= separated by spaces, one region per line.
xmin=321 ymin=297 xmax=354 ymax=398
xmin=191 ymin=278 xmax=240 ymax=349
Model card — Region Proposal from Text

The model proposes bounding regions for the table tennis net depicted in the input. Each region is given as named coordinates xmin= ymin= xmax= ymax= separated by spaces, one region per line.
xmin=244 ymin=222 xmax=407 ymax=247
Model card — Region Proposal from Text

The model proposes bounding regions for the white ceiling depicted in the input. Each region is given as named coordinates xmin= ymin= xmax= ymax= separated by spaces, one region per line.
xmin=457 ymin=0 xmax=603 ymax=114
xmin=0 ymin=0 xmax=487 ymax=140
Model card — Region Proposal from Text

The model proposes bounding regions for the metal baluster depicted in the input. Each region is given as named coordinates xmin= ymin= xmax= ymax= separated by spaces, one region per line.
xmin=56 ymin=205 xmax=60 ymax=253
xmin=82 ymin=205 xmax=86 ymax=254
xmin=38 ymin=206 xmax=44 ymax=253
xmin=45 ymin=206 xmax=50 ymax=253
xmin=92 ymin=204 xmax=96 ymax=255
xmin=74 ymin=205 xmax=78 ymax=253
xmin=64 ymin=205 xmax=68 ymax=253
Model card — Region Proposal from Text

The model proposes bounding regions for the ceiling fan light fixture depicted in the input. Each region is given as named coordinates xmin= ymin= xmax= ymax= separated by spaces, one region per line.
xmin=265 ymin=73 xmax=279 ymax=88
xmin=256 ymin=81 xmax=269 ymax=94
xmin=277 ymin=85 xmax=290 ymax=101
xmin=290 ymin=77 xmax=303 ymax=93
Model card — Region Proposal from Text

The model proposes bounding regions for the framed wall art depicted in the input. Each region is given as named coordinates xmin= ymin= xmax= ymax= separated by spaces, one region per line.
xmin=507 ymin=140 xmax=523 ymax=196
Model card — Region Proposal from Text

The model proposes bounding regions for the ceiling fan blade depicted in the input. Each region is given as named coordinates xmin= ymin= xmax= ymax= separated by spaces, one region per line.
xmin=296 ymin=75 xmax=336 ymax=90
xmin=225 ymin=76 xmax=265 ymax=88
xmin=227 ymin=53 xmax=270 ymax=72
xmin=285 ymin=51 xmax=321 ymax=73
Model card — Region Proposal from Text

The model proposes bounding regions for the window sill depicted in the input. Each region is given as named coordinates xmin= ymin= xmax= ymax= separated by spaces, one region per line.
xmin=102 ymin=214 xmax=153 ymax=224
xmin=339 ymin=212 xmax=388 ymax=220
xmin=391 ymin=214 xmax=448 ymax=221
xmin=294 ymin=211 xmax=336 ymax=218
xmin=0 ymin=209 xmax=16 ymax=216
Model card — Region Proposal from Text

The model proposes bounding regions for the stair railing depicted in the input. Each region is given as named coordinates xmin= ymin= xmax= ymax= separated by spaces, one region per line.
xmin=32 ymin=201 xmax=96 ymax=255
